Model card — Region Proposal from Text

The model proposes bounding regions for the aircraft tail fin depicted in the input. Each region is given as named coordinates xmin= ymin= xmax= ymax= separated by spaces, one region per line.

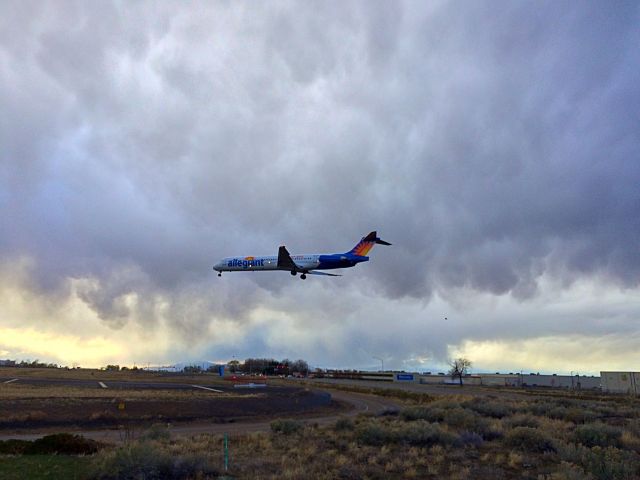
xmin=347 ymin=231 xmax=391 ymax=256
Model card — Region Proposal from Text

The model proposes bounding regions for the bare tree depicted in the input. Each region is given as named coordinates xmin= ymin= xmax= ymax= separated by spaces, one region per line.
xmin=290 ymin=359 xmax=309 ymax=376
xmin=227 ymin=359 xmax=240 ymax=373
xmin=448 ymin=357 xmax=472 ymax=386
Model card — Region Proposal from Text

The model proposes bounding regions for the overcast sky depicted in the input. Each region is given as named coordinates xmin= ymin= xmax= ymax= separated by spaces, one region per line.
xmin=1 ymin=1 xmax=639 ymax=374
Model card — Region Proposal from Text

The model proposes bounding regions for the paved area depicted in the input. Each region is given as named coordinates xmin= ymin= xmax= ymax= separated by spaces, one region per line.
xmin=0 ymin=376 xmax=266 ymax=395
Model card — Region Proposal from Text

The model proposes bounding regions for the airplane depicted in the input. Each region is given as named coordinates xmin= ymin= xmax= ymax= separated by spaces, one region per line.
xmin=213 ymin=231 xmax=391 ymax=280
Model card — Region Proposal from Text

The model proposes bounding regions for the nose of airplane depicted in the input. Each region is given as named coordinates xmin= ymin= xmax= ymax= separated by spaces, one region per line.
xmin=213 ymin=261 xmax=223 ymax=271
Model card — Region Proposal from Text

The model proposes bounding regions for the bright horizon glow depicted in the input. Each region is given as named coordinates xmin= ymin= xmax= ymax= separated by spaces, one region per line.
xmin=1 ymin=261 xmax=638 ymax=373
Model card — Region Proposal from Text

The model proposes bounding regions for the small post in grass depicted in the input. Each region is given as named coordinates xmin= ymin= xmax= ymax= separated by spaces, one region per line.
xmin=224 ymin=432 xmax=229 ymax=472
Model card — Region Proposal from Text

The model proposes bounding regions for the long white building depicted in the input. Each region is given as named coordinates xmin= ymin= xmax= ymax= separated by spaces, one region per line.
xmin=601 ymin=371 xmax=640 ymax=395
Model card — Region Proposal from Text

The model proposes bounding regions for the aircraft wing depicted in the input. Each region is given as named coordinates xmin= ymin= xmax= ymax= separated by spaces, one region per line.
xmin=306 ymin=270 xmax=342 ymax=277
xmin=277 ymin=246 xmax=299 ymax=270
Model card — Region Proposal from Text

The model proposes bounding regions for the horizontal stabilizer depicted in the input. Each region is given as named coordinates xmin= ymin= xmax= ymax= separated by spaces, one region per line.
xmin=349 ymin=231 xmax=392 ymax=255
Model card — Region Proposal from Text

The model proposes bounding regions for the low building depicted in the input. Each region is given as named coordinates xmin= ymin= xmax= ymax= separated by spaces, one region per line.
xmin=328 ymin=370 xmax=394 ymax=382
xmin=419 ymin=372 xmax=600 ymax=389
xmin=479 ymin=374 xmax=520 ymax=387
xmin=419 ymin=374 xmax=449 ymax=385
xmin=601 ymin=371 xmax=640 ymax=395
xmin=520 ymin=373 xmax=600 ymax=389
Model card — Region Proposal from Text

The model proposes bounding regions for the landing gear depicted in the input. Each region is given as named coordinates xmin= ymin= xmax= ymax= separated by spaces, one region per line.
xmin=300 ymin=274 xmax=307 ymax=280
xmin=218 ymin=272 xmax=222 ymax=277
xmin=290 ymin=270 xmax=297 ymax=276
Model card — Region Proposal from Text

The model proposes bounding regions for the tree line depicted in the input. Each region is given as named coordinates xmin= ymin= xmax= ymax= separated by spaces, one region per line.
xmin=0 ymin=359 xmax=60 ymax=369
xmin=227 ymin=358 xmax=309 ymax=376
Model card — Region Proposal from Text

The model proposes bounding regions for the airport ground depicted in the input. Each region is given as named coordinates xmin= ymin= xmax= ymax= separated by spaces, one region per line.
xmin=0 ymin=368 xmax=597 ymax=440
xmin=0 ymin=368 xmax=407 ymax=442
xmin=1 ymin=368 xmax=640 ymax=479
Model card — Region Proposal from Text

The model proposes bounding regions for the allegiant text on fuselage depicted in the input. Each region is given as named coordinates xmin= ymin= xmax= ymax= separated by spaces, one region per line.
xmin=227 ymin=258 xmax=265 ymax=268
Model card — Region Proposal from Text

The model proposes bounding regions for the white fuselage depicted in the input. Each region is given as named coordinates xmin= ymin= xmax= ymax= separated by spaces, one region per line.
xmin=213 ymin=230 xmax=388 ymax=278
xmin=214 ymin=254 xmax=321 ymax=272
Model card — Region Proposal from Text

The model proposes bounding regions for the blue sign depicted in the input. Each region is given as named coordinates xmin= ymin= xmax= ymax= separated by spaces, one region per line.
xmin=396 ymin=374 xmax=414 ymax=381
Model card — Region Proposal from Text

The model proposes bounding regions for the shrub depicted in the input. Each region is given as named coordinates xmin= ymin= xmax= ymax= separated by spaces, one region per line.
xmin=336 ymin=464 xmax=361 ymax=480
xmin=441 ymin=407 xmax=479 ymax=429
xmin=334 ymin=417 xmax=355 ymax=431
xmin=465 ymin=399 xmax=512 ymax=419
xmin=545 ymin=406 xmax=598 ymax=424
xmin=477 ymin=422 xmax=504 ymax=441
xmin=92 ymin=442 xmax=172 ymax=479
xmin=627 ymin=419 xmax=640 ymax=438
xmin=548 ymin=406 xmax=571 ymax=421
xmin=564 ymin=408 xmax=597 ymax=424
xmin=400 ymin=401 xmax=465 ymax=423
xmin=551 ymin=461 xmax=593 ymax=480
xmin=171 ymin=453 xmax=215 ymax=479
xmin=443 ymin=407 xmax=501 ymax=440
xmin=355 ymin=420 xmax=457 ymax=447
xmin=398 ymin=421 xmax=457 ymax=447
xmin=0 ymin=439 xmax=31 ymax=455
xmin=528 ymin=401 xmax=557 ymax=417
xmin=401 ymin=406 xmax=437 ymax=422
xmin=451 ymin=407 xmax=485 ymax=426
xmin=557 ymin=442 xmax=640 ymax=480
xmin=573 ymin=423 xmax=623 ymax=448
xmin=503 ymin=414 xmax=540 ymax=429
xmin=0 ymin=434 xmax=101 ymax=455
xmin=270 ymin=419 xmax=303 ymax=435
xmin=142 ymin=424 xmax=171 ymax=441
xmin=29 ymin=433 xmax=102 ymax=455
xmin=401 ymin=404 xmax=503 ymax=441
xmin=503 ymin=427 xmax=556 ymax=453
xmin=456 ymin=431 xmax=484 ymax=448
xmin=91 ymin=441 xmax=218 ymax=480
xmin=379 ymin=407 xmax=400 ymax=417
xmin=356 ymin=423 xmax=395 ymax=446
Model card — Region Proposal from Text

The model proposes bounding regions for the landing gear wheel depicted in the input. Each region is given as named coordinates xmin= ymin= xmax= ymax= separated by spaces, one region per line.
xmin=290 ymin=270 xmax=297 ymax=276
xmin=217 ymin=272 xmax=222 ymax=277
xmin=300 ymin=274 xmax=307 ymax=280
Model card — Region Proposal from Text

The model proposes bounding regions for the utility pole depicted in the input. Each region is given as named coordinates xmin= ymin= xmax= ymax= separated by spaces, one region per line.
xmin=373 ymin=356 xmax=384 ymax=372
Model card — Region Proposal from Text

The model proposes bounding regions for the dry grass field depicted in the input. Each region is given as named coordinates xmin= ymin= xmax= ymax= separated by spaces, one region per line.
xmin=0 ymin=367 xmax=232 ymax=385
xmin=2 ymin=372 xmax=640 ymax=479
xmin=81 ymin=389 xmax=640 ymax=479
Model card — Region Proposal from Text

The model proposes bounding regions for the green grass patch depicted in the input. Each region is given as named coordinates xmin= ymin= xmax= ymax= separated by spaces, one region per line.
xmin=0 ymin=455 xmax=92 ymax=480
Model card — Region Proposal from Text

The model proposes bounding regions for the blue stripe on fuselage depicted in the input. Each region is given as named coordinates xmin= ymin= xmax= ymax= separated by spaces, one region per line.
xmin=317 ymin=254 xmax=368 ymax=270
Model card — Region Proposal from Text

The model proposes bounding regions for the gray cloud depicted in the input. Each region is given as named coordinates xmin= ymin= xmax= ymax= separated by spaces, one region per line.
xmin=1 ymin=1 xmax=639 ymax=368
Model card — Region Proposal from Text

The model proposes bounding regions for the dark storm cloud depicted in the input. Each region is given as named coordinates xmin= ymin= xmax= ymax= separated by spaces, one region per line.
xmin=1 ymin=1 xmax=639 ymax=364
